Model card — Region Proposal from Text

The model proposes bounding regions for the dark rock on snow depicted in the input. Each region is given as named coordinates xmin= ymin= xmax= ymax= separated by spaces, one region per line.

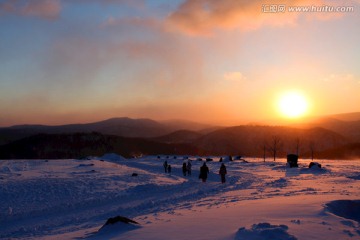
xmin=309 ymin=162 xmax=322 ymax=168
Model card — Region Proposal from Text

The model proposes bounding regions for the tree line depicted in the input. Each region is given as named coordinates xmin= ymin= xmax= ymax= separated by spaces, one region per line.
xmin=260 ymin=136 xmax=317 ymax=161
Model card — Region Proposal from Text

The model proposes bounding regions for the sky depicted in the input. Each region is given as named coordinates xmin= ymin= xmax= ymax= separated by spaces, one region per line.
xmin=0 ymin=0 xmax=359 ymax=127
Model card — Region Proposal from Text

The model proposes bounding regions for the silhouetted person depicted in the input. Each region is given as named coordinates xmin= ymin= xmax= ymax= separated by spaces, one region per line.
xmin=167 ymin=164 xmax=172 ymax=173
xmin=219 ymin=163 xmax=227 ymax=183
xmin=187 ymin=161 xmax=192 ymax=176
xmin=199 ymin=163 xmax=209 ymax=182
xmin=163 ymin=161 xmax=168 ymax=173
xmin=182 ymin=162 xmax=187 ymax=176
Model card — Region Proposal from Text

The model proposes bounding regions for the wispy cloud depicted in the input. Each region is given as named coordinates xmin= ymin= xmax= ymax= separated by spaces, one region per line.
xmin=322 ymin=73 xmax=356 ymax=83
xmin=0 ymin=0 xmax=146 ymax=20
xmin=0 ymin=0 xmax=61 ymax=20
xmin=223 ymin=71 xmax=246 ymax=82
xmin=166 ymin=0 xmax=348 ymax=35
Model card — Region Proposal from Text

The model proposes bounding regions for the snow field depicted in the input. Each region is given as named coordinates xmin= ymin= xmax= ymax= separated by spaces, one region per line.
xmin=1 ymin=155 xmax=360 ymax=239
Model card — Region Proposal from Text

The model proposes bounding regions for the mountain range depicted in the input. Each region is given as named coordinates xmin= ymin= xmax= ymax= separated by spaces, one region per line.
xmin=0 ymin=117 xmax=212 ymax=145
xmin=0 ymin=112 xmax=359 ymax=159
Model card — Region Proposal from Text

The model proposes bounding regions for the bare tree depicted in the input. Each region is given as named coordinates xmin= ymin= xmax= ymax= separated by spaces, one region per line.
xmin=295 ymin=137 xmax=301 ymax=156
xmin=309 ymin=141 xmax=316 ymax=161
xmin=260 ymin=140 xmax=267 ymax=162
xmin=255 ymin=137 xmax=267 ymax=162
xmin=268 ymin=135 xmax=282 ymax=161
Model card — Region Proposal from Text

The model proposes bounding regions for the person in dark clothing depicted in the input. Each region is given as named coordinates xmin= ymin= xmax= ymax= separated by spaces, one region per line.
xmin=219 ymin=163 xmax=227 ymax=183
xmin=199 ymin=163 xmax=209 ymax=182
xmin=163 ymin=161 xmax=168 ymax=173
xmin=187 ymin=161 xmax=192 ymax=176
xmin=167 ymin=164 xmax=171 ymax=173
xmin=182 ymin=162 xmax=187 ymax=176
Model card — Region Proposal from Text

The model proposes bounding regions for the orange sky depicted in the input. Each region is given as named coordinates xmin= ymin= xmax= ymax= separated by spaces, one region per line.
xmin=0 ymin=0 xmax=359 ymax=127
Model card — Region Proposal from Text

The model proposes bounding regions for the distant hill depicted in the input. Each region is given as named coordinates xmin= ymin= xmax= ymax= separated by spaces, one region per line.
xmin=152 ymin=130 xmax=204 ymax=144
xmin=0 ymin=118 xmax=220 ymax=145
xmin=0 ymin=125 xmax=358 ymax=159
xmin=295 ymin=117 xmax=360 ymax=142
xmin=0 ymin=118 xmax=174 ymax=145
xmin=193 ymin=126 xmax=348 ymax=157
xmin=1 ymin=114 xmax=360 ymax=159
xmin=327 ymin=112 xmax=360 ymax=121
xmin=317 ymin=143 xmax=360 ymax=160
xmin=160 ymin=119 xmax=215 ymax=132
xmin=0 ymin=132 xmax=203 ymax=159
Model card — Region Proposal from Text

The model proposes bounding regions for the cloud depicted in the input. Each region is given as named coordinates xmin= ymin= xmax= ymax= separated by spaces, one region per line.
xmin=223 ymin=71 xmax=246 ymax=82
xmin=100 ymin=0 xmax=145 ymax=9
xmin=167 ymin=0 xmax=343 ymax=35
xmin=0 ymin=0 xmax=61 ymax=20
xmin=322 ymin=73 xmax=353 ymax=82
xmin=102 ymin=16 xmax=161 ymax=31
xmin=22 ymin=0 xmax=61 ymax=19
xmin=33 ymin=13 xmax=207 ymax=107
xmin=0 ymin=0 xmax=147 ymax=20
xmin=100 ymin=16 xmax=206 ymax=92
xmin=65 ymin=0 xmax=145 ymax=9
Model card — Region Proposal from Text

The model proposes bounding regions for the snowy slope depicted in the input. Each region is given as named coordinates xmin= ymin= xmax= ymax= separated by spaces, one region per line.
xmin=1 ymin=155 xmax=360 ymax=239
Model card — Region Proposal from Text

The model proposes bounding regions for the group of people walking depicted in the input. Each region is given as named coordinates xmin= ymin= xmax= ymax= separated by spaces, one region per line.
xmin=182 ymin=161 xmax=192 ymax=176
xmin=163 ymin=161 xmax=171 ymax=173
xmin=163 ymin=160 xmax=227 ymax=184
xmin=199 ymin=162 xmax=227 ymax=183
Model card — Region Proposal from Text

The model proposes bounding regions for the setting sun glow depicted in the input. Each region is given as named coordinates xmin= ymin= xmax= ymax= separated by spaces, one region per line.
xmin=278 ymin=92 xmax=308 ymax=118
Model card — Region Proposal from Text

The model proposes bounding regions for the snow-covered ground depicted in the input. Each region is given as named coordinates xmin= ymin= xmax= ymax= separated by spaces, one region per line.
xmin=1 ymin=154 xmax=359 ymax=239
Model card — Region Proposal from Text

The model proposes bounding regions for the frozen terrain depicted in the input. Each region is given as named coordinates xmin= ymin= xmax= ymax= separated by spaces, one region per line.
xmin=1 ymin=154 xmax=360 ymax=239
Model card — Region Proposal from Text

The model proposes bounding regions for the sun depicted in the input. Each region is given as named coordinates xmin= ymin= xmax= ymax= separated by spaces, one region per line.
xmin=278 ymin=91 xmax=308 ymax=118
